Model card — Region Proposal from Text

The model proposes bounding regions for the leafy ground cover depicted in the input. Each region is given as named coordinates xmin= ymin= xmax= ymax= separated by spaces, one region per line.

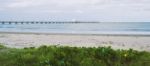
xmin=0 ymin=44 xmax=150 ymax=66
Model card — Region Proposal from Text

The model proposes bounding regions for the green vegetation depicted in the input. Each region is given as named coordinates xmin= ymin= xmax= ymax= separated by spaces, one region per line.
xmin=0 ymin=44 xmax=150 ymax=66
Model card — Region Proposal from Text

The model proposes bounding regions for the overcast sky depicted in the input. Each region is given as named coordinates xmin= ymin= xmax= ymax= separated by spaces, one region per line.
xmin=0 ymin=0 xmax=150 ymax=22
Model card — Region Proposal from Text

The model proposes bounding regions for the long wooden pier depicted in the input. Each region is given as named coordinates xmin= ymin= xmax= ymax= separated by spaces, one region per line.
xmin=0 ymin=21 xmax=100 ymax=24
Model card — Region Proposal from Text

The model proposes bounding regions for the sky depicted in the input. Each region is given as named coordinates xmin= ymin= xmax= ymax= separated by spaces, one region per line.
xmin=0 ymin=0 xmax=150 ymax=22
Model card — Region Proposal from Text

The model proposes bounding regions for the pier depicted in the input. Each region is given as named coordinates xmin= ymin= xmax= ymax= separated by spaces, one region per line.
xmin=0 ymin=21 xmax=100 ymax=24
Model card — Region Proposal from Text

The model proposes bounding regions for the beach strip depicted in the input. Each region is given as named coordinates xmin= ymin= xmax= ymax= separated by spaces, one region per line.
xmin=0 ymin=32 xmax=150 ymax=51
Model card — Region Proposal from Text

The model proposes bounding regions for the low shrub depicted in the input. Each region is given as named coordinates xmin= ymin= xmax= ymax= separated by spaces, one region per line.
xmin=0 ymin=45 xmax=150 ymax=66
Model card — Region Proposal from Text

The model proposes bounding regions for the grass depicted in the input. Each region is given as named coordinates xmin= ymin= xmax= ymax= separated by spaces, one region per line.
xmin=0 ymin=44 xmax=150 ymax=66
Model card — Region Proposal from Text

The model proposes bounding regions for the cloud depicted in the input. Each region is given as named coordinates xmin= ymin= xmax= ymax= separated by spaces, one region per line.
xmin=4 ymin=0 xmax=150 ymax=11
xmin=0 ymin=0 xmax=150 ymax=21
xmin=7 ymin=0 xmax=41 ymax=8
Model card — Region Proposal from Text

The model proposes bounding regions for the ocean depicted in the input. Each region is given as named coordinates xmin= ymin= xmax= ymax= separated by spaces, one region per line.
xmin=0 ymin=22 xmax=150 ymax=35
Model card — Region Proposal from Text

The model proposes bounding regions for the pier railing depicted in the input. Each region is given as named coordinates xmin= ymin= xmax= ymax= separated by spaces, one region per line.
xmin=0 ymin=21 xmax=100 ymax=24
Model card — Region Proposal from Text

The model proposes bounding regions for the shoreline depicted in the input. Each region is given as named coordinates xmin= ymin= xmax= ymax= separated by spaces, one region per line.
xmin=1 ymin=31 xmax=150 ymax=36
xmin=0 ymin=32 xmax=150 ymax=51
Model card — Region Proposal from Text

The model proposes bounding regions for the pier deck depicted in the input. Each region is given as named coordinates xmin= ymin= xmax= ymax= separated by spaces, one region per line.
xmin=0 ymin=21 xmax=99 ymax=24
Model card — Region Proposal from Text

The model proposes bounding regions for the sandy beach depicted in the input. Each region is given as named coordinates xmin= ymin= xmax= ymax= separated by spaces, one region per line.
xmin=0 ymin=32 xmax=150 ymax=51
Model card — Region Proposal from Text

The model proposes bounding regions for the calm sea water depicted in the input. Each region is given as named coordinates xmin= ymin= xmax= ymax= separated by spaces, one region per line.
xmin=0 ymin=22 xmax=150 ymax=34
